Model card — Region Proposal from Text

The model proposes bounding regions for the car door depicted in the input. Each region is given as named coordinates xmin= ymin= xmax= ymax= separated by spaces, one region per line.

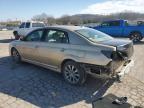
xmin=98 ymin=21 xmax=123 ymax=36
xmin=18 ymin=22 xmax=31 ymax=35
xmin=37 ymin=29 xmax=70 ymax=69
xmin=18 ymin=22 xmax=25 ymax=34
xmin=96 ymin=21 xmax=110 ymax=34
xmin=107 ymin=21 xmax=123 ymax=36
xmin=18 ymin=29 xmax=44 ymax=61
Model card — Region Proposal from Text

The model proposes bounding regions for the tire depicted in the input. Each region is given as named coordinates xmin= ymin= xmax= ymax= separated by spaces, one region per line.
xmin=129 ymin=32 xmax=142 ymax=42
xmin=11 ymin=48 xmax=21 ymax=63
xmin=62 ymin=61 xmax=87 ymax=85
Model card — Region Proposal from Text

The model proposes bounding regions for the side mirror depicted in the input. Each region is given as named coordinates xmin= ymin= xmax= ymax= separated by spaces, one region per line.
xmin=20 ymin=36 xmax=25 ymax=41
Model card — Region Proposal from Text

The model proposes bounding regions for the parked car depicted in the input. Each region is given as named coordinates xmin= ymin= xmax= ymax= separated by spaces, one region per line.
xmin=13 ymin=21 xmax=45 ymax=40
xmin=10 ymin=26 xmax=134 ymax=85
xmin=2 ymin=28 xmax=8 ymax=31
xmin=91 ymin=20 xmax=144 ymax=42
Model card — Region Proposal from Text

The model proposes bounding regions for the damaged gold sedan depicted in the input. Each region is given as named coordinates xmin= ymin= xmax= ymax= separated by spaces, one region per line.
xmin=10 ymin=26 xmax=134 ymax=85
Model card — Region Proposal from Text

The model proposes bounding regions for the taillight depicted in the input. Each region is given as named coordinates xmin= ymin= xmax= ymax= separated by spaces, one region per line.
xmin=101 ymin=50 xmax=113 ymax=59
xmin=111 ymin=51 xmax=118 ymax=60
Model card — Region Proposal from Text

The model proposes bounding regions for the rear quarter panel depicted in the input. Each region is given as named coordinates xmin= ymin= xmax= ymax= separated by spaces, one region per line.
xmin=63 ymin=30 xmax=115 ymax=66
xmin=62 ymin=44 xmax=114 ymax=67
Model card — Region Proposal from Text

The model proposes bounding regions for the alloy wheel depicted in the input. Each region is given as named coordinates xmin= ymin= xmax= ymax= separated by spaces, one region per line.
xmin=12 ymin=49 xmax=20 ymax=62
xmin=130 ymin=33 xmax=141 ymax=42
xmin=64 ymin=64 xmax=80 ymax=84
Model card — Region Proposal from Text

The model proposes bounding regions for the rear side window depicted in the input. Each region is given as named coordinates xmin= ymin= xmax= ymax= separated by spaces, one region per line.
xmin=25 ymin=30 xmax=43 ymax=41
xmin=45 ymin=29 xmax=69 ymax=44
xmin=26 ymin=22 xmax=30 ymax=28
xmin=19 ymin=23 xmax=25 ymax=28
xmin=32 ymin=23 xmax=45 ymax=27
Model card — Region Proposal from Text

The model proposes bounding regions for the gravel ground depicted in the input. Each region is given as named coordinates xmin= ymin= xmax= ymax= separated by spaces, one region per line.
xmin=0 ymin=31 xmax=144 ymax=108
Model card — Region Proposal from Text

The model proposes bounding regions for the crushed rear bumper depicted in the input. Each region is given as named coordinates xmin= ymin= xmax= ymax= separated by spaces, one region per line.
xmin=115 ymin=60 xmax=134 ymax=79
xmin=81 ymin=59 xmax=134 ymax=79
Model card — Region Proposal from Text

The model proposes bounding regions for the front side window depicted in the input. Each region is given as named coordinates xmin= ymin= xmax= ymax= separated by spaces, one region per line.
xmin=109 ymin=21 xmax=120 ymax=26
xmin=101 ymin=22 xmax=110 ymax=27
xmin=45 ymin=29 xmax=69 ymax=44
xmin=25 ymin=30 xmax=43 ymax=41
xmin=19 ymin=23 xmax=25 ymax=28
xmin=26 ymin=22 xmax=30 ymax=28
xmin=101 ymin=21 xmax=120 ymax=27
xmin=75 ymin=28 xmax=113 ymax=42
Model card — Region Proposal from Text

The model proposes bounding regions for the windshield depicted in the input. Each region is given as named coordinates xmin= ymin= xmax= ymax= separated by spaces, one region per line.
xmin=75 ymin=28 xmax=113 ymax=42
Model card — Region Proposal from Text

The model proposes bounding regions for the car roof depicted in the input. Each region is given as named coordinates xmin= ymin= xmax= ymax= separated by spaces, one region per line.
xmin=21 ymin=21 xmax=44 ymax=23
xmin=21 ymin=25 xmax=88 ymax=36
xmin=102 ymin=19 xmax=126 ymax=22
xmin=48 ymin=25 xmax=87 ymax=31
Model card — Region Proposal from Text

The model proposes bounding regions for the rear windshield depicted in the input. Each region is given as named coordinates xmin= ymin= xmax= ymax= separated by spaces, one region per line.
xmin=32 ymin=23 xmax=45 ymax=27
xmin=75 ymin=28 xmax=113 ymax=42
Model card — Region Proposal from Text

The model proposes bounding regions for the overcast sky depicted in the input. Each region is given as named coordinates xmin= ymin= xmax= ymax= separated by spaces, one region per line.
xmin=0 ymin=0 xmax=144 ymax=21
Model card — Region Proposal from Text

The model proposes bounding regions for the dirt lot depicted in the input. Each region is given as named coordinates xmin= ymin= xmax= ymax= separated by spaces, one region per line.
xmin=0 ymin=31 xmax=144 ymax=108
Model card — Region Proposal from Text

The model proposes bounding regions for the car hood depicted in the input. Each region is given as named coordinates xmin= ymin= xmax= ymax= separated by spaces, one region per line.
xmin=98 ymin=39 xmax=132 ymax=47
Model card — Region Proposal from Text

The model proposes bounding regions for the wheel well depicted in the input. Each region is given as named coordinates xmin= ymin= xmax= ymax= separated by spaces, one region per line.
xmin=130 ymin=31 xmax=142 ymax=36
xmin=11 ymin=47 xmax=16 ymax=55
xmin=61 ymin=59 xmax=76 ymax=71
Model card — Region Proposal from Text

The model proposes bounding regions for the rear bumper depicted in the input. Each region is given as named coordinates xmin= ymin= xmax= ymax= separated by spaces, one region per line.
xmin=116 ymin=60 xmax=134 ymax=77
xmin=81 ymin=59 xmax=134 ymax=79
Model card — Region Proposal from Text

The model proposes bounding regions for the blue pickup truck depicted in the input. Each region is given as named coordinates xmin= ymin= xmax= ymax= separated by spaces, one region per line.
xmin=91 ymin=20 xmax=144 ymax=42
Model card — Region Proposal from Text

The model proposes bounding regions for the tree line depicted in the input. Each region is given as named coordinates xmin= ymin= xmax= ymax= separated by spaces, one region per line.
xmin=32 ymin=12 xmax=144 ymax=25
xmin=1 ymin=11 xmax=144 ymax=27
xmin=0 ymin=21 xmax=20 ymax=27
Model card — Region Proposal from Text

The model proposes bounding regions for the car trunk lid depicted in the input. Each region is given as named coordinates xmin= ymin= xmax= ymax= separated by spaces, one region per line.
xmin=99 ymin=39 xmax=134 ymax=59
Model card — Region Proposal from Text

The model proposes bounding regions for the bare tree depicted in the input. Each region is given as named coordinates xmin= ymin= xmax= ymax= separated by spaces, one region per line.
xmin=57 ymin=15 xmax=71 ymax=25
xmin=46 ymin=16 xmax=56 ymax=25
xmin=32 ymin=13 xmax=48 ymax=22
xmin=31 ymin=11 xmax=144 ymax=26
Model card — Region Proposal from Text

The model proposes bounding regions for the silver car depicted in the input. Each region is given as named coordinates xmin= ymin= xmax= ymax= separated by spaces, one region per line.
xmin=9 ymin=26 xmax=134 ymax=85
